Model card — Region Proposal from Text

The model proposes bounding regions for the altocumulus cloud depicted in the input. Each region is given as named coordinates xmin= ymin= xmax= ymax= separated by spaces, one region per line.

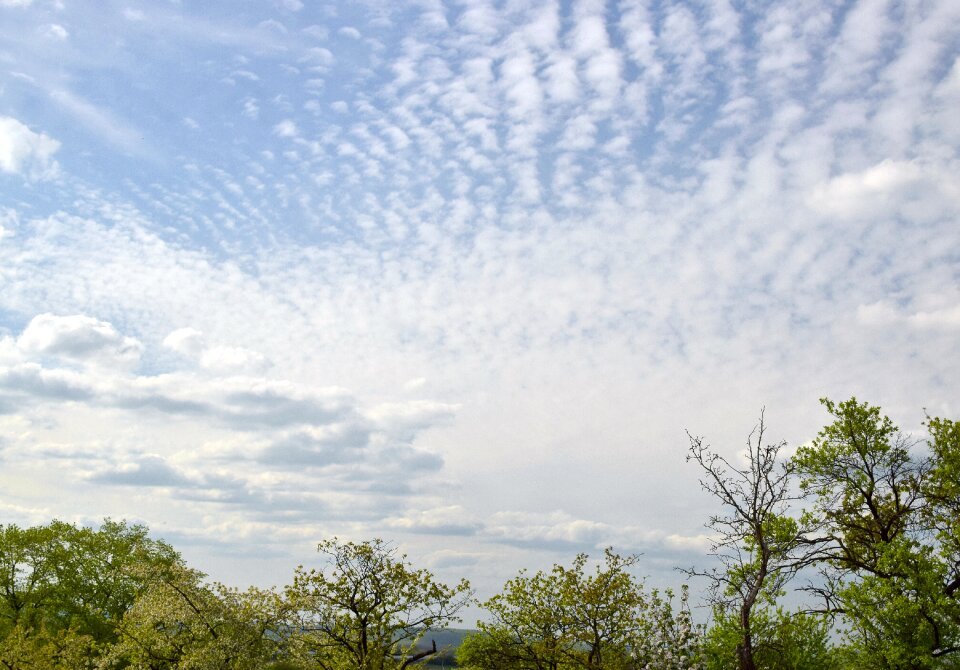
xmin=0 ymin=0 xmax=958 ymax=599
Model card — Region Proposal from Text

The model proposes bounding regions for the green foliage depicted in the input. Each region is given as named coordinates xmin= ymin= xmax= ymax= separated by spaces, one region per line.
xmin=0 ymin=623 xmax=99 ymax=670
xmin=460 ymin=549 xmax=703 ymax=670
xmin=793 ymin=398 xmax=960 ymax=668
xmin=702 ymin=605 xmax=835 ymax=670
xmin=283 ymin=537 xmax=472 ymax=670
xmin=105 ymin=563 xmax=283 ymax=669
xmin=0 ymin=518 xmax=182 ymax=646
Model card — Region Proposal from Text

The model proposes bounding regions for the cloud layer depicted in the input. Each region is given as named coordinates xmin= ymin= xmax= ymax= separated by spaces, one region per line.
xmin=0 ymin=0 xmax=958 ymax=599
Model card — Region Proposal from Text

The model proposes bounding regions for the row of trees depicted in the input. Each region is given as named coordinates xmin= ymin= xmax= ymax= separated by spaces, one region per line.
xmin=0 ymin=527 xmax=472 ymax=669
xmin=0 ymin=397 xmax=957 ymax=669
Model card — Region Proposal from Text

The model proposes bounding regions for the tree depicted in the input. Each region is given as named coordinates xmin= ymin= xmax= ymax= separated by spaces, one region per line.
xmin=50 ymin=518 xmax=183 ymax=642
xmin=0 ymin=518 xmax=182 ymax=648
xmin=459 ymin=550 xmax=703 ymax=670
xmin=685 ymin=411 xmax=802 ymax=670
xmin=0 ymin=623 xmax=99 ymax=670
xmin=702 ymin=605 xmax=835 ymax=670
xmin=923 ymin=415 xmax=960 ymax=605
xmin=107 ymin=564 xmax=283 ymax=670
xmin=0 ymin=522 xmax=63 ymax=636
xmin=793 ymin=398 xmax=960 ymax=668
xmin=283 ymin=538 xmax=471 ymax=670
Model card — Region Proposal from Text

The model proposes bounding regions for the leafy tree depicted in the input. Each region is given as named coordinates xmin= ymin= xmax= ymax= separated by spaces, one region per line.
xmin=459 ymin=550 xmax=702 ymax=670
xmin=0 ymin=522 xmax=63 ymax=635
xmin=0 ymin=518 xmax=181 ymax=648
xmin=283 ymin=538 xmax=471 ymax=670
xmin=702 ymin=604 xmax=835 ymax=670
xmin=923 ymin=416 xmax=960 ymax=604
xmin=685 ymin=411 xmax=802 ymax=670
xmin=793 ymin=398 xmax=960 ymax=668
xmin=52 ymin=519 xmax=182 ymax=642
xmin=107 ymin=563 xmax=282 ymax=670
xmin=0 ymin=623 xmax=99 ymax=670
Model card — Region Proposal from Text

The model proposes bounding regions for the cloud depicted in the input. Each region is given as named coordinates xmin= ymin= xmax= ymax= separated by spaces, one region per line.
xmin=0 ymin=363 xmax=94 ymax=403
xmin=88 ymin=455 xmax=191 ymax=487
xmin=484 ymin=510 xmax=621 ymax=550
xmin=163 ymin=327 xmax=206 ymax=358
xmin=273 ymin=119 xmax=299 ymax=138
xmin=0 ymin=207 xmax=17 ymax=240
xmin=0 ymin=0 xmax=958 ymax=596
xmin=0 ymin=313 xmax=461 ymax=529
xmin=163 ymin=329 xmax=270 ymax=373
xmin=41 ymin=24 xmax=69 ymax=40
xmin=258 ymin=424 xmax=370 ymax=467
xmin=365 ymin=400 xmax=458 ymax=437
xmin=857 ymin=299 xmax=960 ymax=331
xmin=807 ymin=159 xmax=926 ymax=219
xmin=17 ymin=314 xmax=143 ymax=369
xmin=200 ymin=346 xmax=270 ymax=374
xmin=0 ymin=117 xmax=60 ymax=180
xmin=48 ymin=89 xmax=152 ymax=157
xmin=663 ymin=533 xmax=713 ymax=553
xmin=384 ymin=505 xmax=482 ymax=536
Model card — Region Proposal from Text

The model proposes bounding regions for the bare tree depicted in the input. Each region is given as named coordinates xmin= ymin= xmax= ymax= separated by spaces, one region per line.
xmin=684 ymin=410 xmax=801 ymax=670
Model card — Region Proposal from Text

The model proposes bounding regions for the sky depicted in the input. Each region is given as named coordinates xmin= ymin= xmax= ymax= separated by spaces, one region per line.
xmin=0 ymin=0 xmax=959 ymax=613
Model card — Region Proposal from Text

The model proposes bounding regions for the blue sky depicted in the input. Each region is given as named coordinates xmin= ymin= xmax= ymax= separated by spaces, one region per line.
xmin=1 ymin=0 xmax=959 ymax=606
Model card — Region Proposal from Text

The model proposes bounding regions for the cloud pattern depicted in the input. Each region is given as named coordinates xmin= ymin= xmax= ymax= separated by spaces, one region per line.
xmin=0 ymin=0 xmax=958 ymax=595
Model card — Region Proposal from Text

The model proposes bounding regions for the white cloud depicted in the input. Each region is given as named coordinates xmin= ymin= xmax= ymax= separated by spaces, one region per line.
xmin=384 ymin=505 xmax=482 ymax=535
xmin=0 ymin=207 xmax=17 ymax=240
xmin=17 ymin=314 xmax=143 ymax=369
xmin=856 ymin=301 xmax=901 ymax=327
xmin=273 ymin=119 xmax=299 ymax=138
xmin=807 ymin=159 xmax=925 ymax=218
xmin=0 ymin=0 xmax=33 ymax=6
xmin=200 ymin=345 xmax=270 ymax=373
xmin=41 ymin=23 xmax=69 ymax=40
xmin=0 ymin=117 xmax=60 ymax=180
xmin=0 ymin=0 xmax=958 ymax=598
xmin=663 ymin=533 xmax=713 ymax=552
xmin=909 ymin=305 xmax=960 ymax=330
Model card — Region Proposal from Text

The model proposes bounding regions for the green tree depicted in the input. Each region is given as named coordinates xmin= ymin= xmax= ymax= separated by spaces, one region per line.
xmin=284 ymin=538 xmax=471 ymax=670
xmin=0 ymin=518 xmax=181 ymax=648
xmin=0 ymin=623 xmax=99 ymax=670
xmin=702 ymin=604 xmax=835 ymax=670
xmin=51 ymin=519 xmax=182 ymax=642
xmin=107 ymin=563 xmax=282 ymax=670
xmin=0 ymin=522 xmax=63 ymax=635
xmin=459 ymin=550 xmax=702 ymax=670
xmin=793 ymin=398 xmax=960 ymax=668
xmin=685 ymin=411 xmax=803 ymax=670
